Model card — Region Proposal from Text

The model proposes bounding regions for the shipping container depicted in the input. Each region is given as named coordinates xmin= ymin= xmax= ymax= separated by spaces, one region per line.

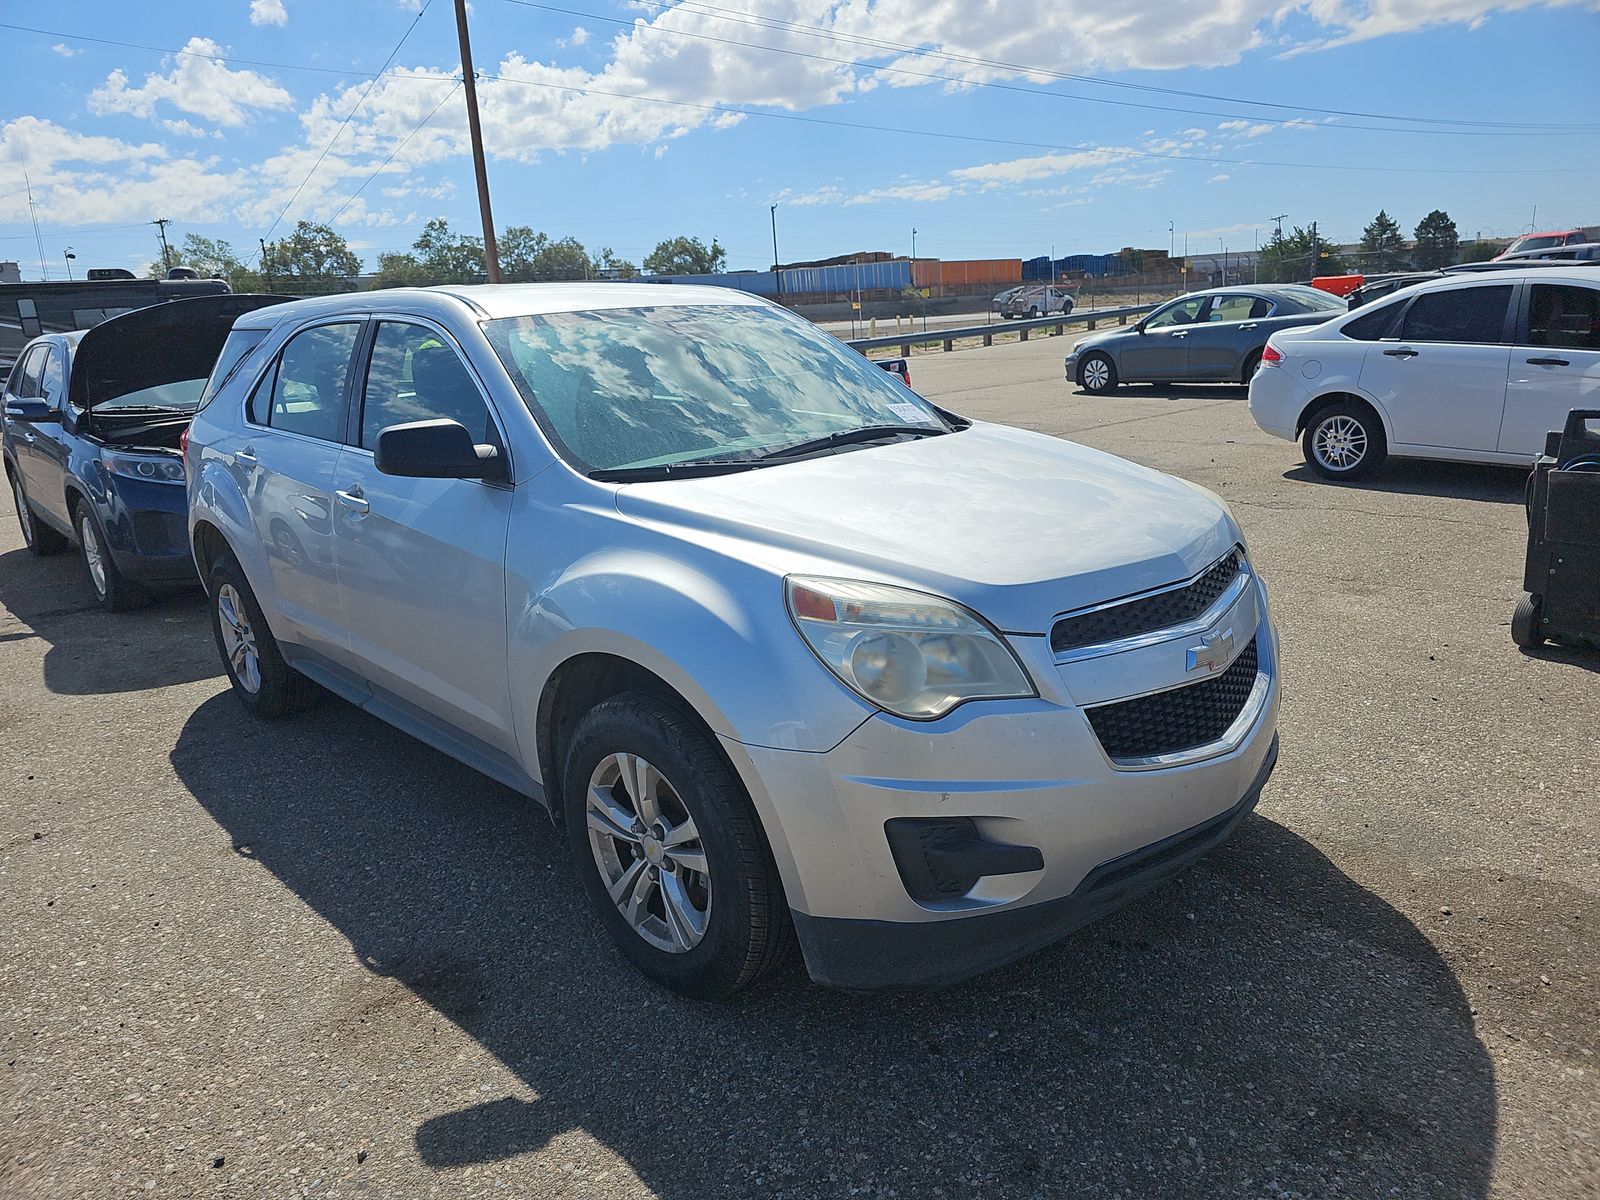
xmin=911 ymin=258 xmax=1023 ymax=288
xmin=779 ymin=260 xmax=911 ymax=295
xmin=635 ymin=271 xmax=778 ymax=297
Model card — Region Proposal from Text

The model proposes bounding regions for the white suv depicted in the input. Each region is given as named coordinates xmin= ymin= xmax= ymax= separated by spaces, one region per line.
xmin=185 ymin=284 xmax=1279 ymax=996
xmin=1249 ymin=266 xmax=1600 ymax=479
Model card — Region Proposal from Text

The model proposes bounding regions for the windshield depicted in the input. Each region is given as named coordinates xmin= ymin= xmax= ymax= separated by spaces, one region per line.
xmin=484 ymin=304 xmax=951 ymax=474
xmin=94 ymin=378 xmax=207 ymax=412
xmin=1508 ymin=234 xmax=1569 ymax=254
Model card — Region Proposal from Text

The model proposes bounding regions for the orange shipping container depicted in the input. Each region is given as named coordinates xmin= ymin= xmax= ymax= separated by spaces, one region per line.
xmin=911 ymin=259 xmax=1023 ymax=288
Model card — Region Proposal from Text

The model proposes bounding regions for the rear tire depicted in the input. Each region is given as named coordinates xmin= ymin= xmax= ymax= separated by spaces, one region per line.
xmin=562 ymin=692 xmax=795 ymax=999
xmin=1028 ymin=305 xmax=1041 ymax=319
xmin=74 ymin=502 xmax=148 ymax=612
xmin=1511 ymin=593 xmax=1545 ymax=649
xmin=207 ymin=553 xmax=321 ymax=717
xmin=1078 ymin=352 xmax=1119 ymax=395
xmin=1302 ymin=400 xmax=1387 ymax=481
xmin=9 ymin=469 xmax=68 ymax=556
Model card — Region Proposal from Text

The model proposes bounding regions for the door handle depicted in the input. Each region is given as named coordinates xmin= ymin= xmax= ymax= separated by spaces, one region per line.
xmin=235 ymin=446 xmax=258 ymax=470
xmin=1239 ymin=323 xmax=1258 ymax=330
xmin=1525 ymin=356 xmax=1570 ymax=367
xmin=1382 ymin=348 xmax=1419 ymax=358
xmin=1171 ymin=331 xmax=1189 ymax=338
xmin=335 ymin=486 xmax=370 ymax=516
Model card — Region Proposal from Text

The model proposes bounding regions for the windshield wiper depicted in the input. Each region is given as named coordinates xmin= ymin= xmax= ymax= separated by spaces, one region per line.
xmin=755 ymin=423 xmax=947 ymax=463
xmin=589 ymin=458 xmax=762 ymax=482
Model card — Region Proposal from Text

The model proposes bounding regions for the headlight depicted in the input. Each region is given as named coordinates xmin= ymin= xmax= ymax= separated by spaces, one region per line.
xmin=101 ymin=451 xmax=186 ymax=483
xmin=786 ymin=576 xmax=1035 ymax=720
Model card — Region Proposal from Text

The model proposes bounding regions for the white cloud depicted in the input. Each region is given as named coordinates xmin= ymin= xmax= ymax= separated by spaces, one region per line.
xmin=50 ymin=43 xmax=82 ymax=58
xmin=249 ymin=0 xmax=288 ymax=26
xmin=1208 ymin=173 xmax=1232 ymax=183
xmin=88 ymin=37 xmax=294 ymax=128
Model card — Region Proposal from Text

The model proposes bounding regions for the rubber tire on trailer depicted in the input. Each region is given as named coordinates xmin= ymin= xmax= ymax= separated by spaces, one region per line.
xmin=1241 ymin=349 xmax=1263 ymax=383
xmin=9 ymin=468 xmax=68 ymax=556
xmin=1078 ymin=352 xmax=1119 ymax=395
xmin=562 ymin=692 xmax=795 ymax=1000
xmin=206 ymin=553 xmax=321 ymax=718
xmin=1302 ymin=400 xmax=1387 ymax=481
xmin=73 ymin=501 xmax=149 ymax=612
xmin=1511 ymin=593 xmax=1545 ymax=649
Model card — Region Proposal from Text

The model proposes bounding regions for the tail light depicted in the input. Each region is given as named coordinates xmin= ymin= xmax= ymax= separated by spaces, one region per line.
xmin=1261 ymin=343 xmax=1284 ymax=366
xmin=179 ymin=426 xmax=191 ymax=460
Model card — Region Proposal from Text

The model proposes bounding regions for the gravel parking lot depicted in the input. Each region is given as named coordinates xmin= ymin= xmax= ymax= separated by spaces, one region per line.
xmin=2 ymin=332 xmax=1595 ymax=1200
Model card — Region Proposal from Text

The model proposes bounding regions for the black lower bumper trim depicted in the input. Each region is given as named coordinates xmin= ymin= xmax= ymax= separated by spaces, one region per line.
xmin=792 ymin=735 xmax=1279 ymax=991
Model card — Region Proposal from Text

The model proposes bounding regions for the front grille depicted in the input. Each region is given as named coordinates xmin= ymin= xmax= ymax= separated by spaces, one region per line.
xmin=1086 ymin=635 xmax=1260 ymax=761
xmin=1051 ymin=549 xmax=1243 ymax=655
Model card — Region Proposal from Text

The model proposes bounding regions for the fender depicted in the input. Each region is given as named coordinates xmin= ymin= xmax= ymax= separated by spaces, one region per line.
xmin=1297 ymin=379 xmax=1398 ymax=445
xmin=191 ymin=453 xmax=277 ymax=610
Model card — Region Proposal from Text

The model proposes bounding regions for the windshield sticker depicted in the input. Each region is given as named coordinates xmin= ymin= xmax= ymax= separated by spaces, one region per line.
xmin=888 ymin=402 xmax=932 ymax=423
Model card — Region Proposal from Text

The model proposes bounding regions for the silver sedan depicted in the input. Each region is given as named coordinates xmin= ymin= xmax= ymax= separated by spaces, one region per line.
xmin=1066 ymin=285 xmax=1347 ymax=393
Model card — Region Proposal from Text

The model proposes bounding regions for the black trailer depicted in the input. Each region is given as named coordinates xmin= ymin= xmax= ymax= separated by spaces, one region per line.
xmin=1 ymin=277 xmax=230 ymax=373
xmin=1513 ymin=408 xmax=1600 ymax=650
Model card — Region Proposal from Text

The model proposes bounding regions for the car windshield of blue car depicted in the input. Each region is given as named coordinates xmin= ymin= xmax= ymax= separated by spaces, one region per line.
xmin=93 ymin=378 xmax=207 ymax=413
xmin=484 ymin=304 xmax=953 ymax=474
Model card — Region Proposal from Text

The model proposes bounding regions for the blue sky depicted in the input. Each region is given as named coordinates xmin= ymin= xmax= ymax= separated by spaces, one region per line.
xmin=3 ymin=0 xmax=1598 ymax=279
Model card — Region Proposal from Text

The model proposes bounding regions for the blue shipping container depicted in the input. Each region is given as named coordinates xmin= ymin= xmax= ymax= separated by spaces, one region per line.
xmin=636 ymin=271 xmax=778 ymax=297
xmin=779 ymin=260 xmax=911 ymax=294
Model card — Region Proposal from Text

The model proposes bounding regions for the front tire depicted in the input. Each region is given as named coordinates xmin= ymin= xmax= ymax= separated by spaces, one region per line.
xmin=1511 ymin=593 xmax=1545 ymax=649
xmin=1078 ymin=352 xmax=1119 ymax=394
xmin=1303 ymin=401 xmax=1387 ymax=481
xmin=9 ymin=470 xmax=67 ymax=556
xmin=1241 ymin=349 xmax=1263 ymax=383
xmin=562 ymin=692 xmax=794 ymax=999
xmin=207 ymin=553 xmax=321 ymax=717
xmin=74 ymin=502 xmax=148 ymax=612
xmin=1028 ymin=305 xmax=1041 ymax=319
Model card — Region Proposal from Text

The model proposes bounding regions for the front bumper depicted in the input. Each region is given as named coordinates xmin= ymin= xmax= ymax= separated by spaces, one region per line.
xmin=794 ymin=737 xmax=1277 ymax=989
xmin=730 ymin=581 xmax=1281 ymax=989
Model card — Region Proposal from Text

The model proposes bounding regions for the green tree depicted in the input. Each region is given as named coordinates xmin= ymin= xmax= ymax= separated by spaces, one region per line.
xmin=1257 ymin=225 xmax=1344 ymax=282
xmin=1458 ymin=238 xmax=1504 ymax=264
xmin=644 ymin=235 xmax=726 ymax=276
xmin=1412 ymin=210 xmax=1460 ymax=269
xmin=1359 ymin=210 xmax=1406 ymax=271
xmin=370 ymin=251 xmax=433 ymax=289
xmin=262 ymin=221 xmax=361 ymax=291
xmin=500 ymin=226 xmax=594 ymax=282
xmin=594 ymin=247 xmax=636 ymax=279
xmin=412 ymin=218 xmax=484 ymax=283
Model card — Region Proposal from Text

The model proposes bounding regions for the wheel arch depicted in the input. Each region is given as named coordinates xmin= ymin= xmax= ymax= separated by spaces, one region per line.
xmin=1295 ymin=390 xmax=1392 ymax=443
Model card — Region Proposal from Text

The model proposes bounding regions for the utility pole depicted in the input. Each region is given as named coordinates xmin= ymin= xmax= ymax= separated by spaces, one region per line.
xmin=1271 ymin=213 xmax=1287 ymax=242
xmin=152 ymin=218 xmax=173 ymax=273
xmin=259 ymin=237 xmax=272 ymax=288
xmin=1310 ymin=221 xmax=1319 ymax=278
xmin=770 ymin=204 xmax=781 ymax=302
xmin=454 ymin=0 xmax=501 ymax=283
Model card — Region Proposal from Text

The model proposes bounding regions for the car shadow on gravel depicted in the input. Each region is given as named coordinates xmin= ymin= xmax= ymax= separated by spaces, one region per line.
xmin=0 ymin=546 xmax=216 ymax=694
xmin=172 ymin=692 xmax=1496 ymax=1200
xmin=1283 ymin=461 xmax=1528 ymax=504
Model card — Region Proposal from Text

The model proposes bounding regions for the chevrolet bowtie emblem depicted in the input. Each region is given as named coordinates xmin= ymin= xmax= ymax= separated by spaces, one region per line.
xmin=1186 ymin=627 xmax=1235 ymax=674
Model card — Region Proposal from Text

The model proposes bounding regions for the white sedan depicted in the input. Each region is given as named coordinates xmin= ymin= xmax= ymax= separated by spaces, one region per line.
xmin=1248 ymin=266 xmax=1600 ymax=479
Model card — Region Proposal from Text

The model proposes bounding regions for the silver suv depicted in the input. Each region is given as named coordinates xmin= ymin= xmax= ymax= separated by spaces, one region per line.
xmin=185 ymin=284 xmax=1279 ymax=997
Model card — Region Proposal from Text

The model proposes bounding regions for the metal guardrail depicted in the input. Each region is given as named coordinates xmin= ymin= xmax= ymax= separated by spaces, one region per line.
xmin=844 ymin=302 xmax=1158 ymax=355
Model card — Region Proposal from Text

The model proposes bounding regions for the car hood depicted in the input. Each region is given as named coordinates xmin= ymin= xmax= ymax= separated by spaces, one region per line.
xmin=68 ymin=293 xmax=291 ymax=410
xmin=612 ymin=422 xmax=1237 ymax=634
xmin=1070 ymin=326 xmax=1139 ymax=355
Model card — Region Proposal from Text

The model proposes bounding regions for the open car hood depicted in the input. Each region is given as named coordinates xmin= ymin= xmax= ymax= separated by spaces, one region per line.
xmin=68 ymin=293 xmax=291 ymax=410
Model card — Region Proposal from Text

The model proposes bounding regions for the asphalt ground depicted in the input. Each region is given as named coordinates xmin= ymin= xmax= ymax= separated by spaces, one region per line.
xmin=1 ymin=332 xmax=1595 ymax=1199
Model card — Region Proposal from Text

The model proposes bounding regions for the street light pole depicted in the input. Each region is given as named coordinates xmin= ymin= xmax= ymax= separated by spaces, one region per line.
xmin=62 ymin=249 xmax=76 ymax=281
xmin=454 ymin=0 xmax=501 ymax=283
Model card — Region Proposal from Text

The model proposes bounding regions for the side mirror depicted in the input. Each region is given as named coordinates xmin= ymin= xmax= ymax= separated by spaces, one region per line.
xmin=1133 ymin=321 xmax=1148 ymax=334
xmin=4 ymin=399 xmax=60 ymax=424
xmin=374 ymin=419 xmax=506 ymax=481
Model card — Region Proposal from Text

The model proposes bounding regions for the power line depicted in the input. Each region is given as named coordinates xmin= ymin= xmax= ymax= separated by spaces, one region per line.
xmin=483 ymin=68 xmax=1600 ymax=177
xmin=327 ymin=79 xmax=463 ymax=224
xmin=260 ymin=0 xmax=435 ymax=243
xmin=523 ymin=0 xmax=1600 ymax=134
xmin=498 ymin=0 xmax=1599 ymax=138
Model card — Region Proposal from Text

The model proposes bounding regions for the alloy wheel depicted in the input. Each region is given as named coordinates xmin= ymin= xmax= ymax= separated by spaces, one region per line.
xmin=585 ymin=752 xmax=711 ymax=954
xmin=79 ymin=515 xmax=107 ymax=597
xmin=12 ymin=477 xmax=32 ymax=547
xmin=1312 ymin=415 xmax=1368 ymax=473
xmin=216 ymin=582 xmax=263 ymax=694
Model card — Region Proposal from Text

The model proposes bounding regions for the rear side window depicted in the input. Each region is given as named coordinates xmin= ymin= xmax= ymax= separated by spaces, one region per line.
xmin=1206 ymin=295 xmax=1272 ymax=323
xmin=358 ymin=322 xmax=493 ymax=449
xmin=198 ymin=329 xmax=269 ymax=412
xmin=1401 ymin=285 xmax=1512 ymax=344
xmin=1340 ymin=302 xmax=1402 ymax=341
xmin=1528 ymin=284 xmax=1600 ymax=350
xmin=265 ymin=323 xmax=361 ymax=441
